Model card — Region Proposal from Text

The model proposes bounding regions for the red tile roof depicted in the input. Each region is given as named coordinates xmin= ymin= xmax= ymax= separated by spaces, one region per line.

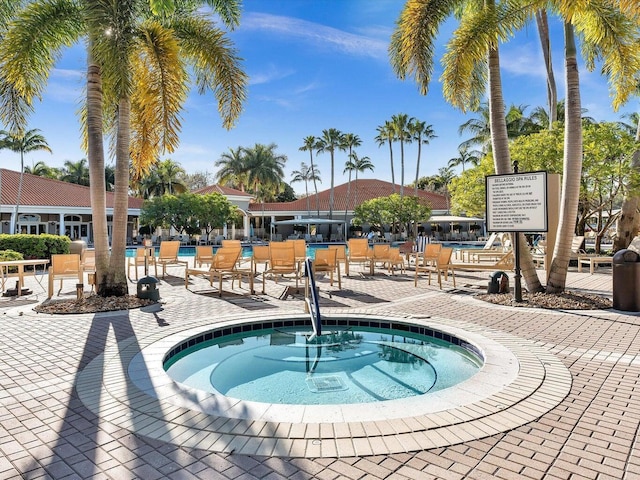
xmin=0 ymin=168 xmax=144 ymax=209
xmin=192 ymin=184 xmax=253 ymax=197
xmin=248 ymin=179 xmax=448 ymax=213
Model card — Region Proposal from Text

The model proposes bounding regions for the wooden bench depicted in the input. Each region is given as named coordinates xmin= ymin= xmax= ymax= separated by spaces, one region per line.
xmin=577 ymin=255 xmax=613 ymax=274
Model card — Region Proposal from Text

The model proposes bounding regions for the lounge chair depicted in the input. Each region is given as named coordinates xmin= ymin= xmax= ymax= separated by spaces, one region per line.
xmin=327 ymin=245 xmax=347 ymax=276
xmin=154 ymin=240 xmax=189 ymax=278
xmin=451 ymin=251 xmax=514 ymax=273
xmin=184 ymin=246 xmax=244 ymax=297
xmin=410 ymin=243 xmax=442 ymax=268
xmin=415 ymin=247 xmax=455 ymax=289
xmin=385 ymin=247 xmax=405 ymax=275
xmin=371 ymin=244 xmax=390 ymax=274
xmin=346 ymin=238 xmax=372 ymax=276
xmin=194 ymin=245 xmax=215 ymax=268
xmin=313 ymin=248 xmax=341 ymax=288
xmin=251 ymin=244 xmax=271 ymax=275
xmin=262 ymin=242 xmax=300 ymax=294
xmin=456 ymin=232 xmax=500 ymax=262
xmin=48 ymin=253 xmax=83 ymax=298
xmin=288 ymin=238 xmax=307 ymax=271
xmin=127 ymin=247 xmax=155 ymax=280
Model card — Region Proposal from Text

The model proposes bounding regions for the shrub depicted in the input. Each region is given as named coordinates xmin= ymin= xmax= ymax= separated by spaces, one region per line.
xmin=0 ymin=234 xmax=71 ymax=259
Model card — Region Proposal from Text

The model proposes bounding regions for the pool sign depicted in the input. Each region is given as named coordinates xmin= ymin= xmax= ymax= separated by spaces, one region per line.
xmin=486 ymin=171 xmax=548 ymax=232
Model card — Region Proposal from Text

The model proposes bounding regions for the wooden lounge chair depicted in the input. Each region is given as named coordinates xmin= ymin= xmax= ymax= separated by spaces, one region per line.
xmin=346 ymin=238 xmax=371 ymax=276
xmin=313 ymin=248 xmax=341 ymax=288
xmin=410 ymin=243 xmax=441 ymax=268
xmin=251 ymin=244 xmax=271 ymax=275
xmin=371 ymin=244 xmax=390 ymax=274
xmin=155 ymin=240 xmax=189 ymax=278
xmin=451 ymin=251 xmax=514 ymax=273
xmin=127 ymin=247 xmax=155 ymax=280
xmin=415 ymin=247 xmax=455 ymax=289
xmin=456 ymin=232 xmax=501 ymax=262
xmin=327 ymin=245 xmax=347 ymax=276
xmin=385 ymin=247 xmax=405 ymax=275
xmin=194 ymin=245 xmax=215 ymax=268
xmin=262 ymin=242 xmax=300 ymax=294
xmin=48 ymin=254 xmax=83 ymax=298
xmin=184 ymin=246 xmax=244 ymax=297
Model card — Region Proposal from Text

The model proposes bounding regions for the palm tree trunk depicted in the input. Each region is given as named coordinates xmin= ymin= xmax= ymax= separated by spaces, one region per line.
xmin=388 ymin=139 xmax=395 ymax=192
xmin=344 ymin=171 xmax=352 ymax=228
xmin=400 ymin=140 xmax=405 ymax=198
xmin=329 ymin=152 xmax=334 ymax=220
xmin=309 ymin=151 xmax=320 ymax=217
xmin=414 ymin=137 xmax=421 ymax=197
xmin=614 ymin=113 xmax=640 ymax=251
xmin=488 ymin=42 xmax=543 ymax=293
xmin=536 ymin=10 xmax=557 ymax=128
xmin=86 ymin=62 xmax=110 ymax=295
xmin=105 ymin=96 xmax=131 ymax=296
xmin=305 ymin=179 xmax=310 ymax=217
xmin=547 ymin=23 xmax=583 ymax=294
xmin=13 ymin=151 xmax=24 ymax=233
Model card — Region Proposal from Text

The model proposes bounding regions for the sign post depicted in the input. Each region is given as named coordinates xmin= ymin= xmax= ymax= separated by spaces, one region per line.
xmin=486 ymin=163 xmax=548 ymax=302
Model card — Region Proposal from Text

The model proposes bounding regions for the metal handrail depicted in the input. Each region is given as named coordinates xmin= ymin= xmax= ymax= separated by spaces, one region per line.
xmin=304 ymin=258 xmax=321 ymax=341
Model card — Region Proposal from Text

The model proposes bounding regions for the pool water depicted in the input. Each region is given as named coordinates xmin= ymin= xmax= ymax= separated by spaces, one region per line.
xmin=165 ymin=326 xmax=482 ymax=405
xmin=126 ymin=243 xmax=330 ymax=259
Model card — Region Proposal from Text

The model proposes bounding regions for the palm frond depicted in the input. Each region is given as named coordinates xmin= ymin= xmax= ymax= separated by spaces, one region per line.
xmin=171 ymin=16 xmax=247 ymax=129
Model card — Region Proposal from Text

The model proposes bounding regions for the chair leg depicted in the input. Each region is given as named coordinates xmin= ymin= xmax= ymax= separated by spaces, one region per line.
xmin=337 ymin=264 xmax=341 ymax=289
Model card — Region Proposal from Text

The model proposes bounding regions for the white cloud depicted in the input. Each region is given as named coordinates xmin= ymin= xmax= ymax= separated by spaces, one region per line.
xmin=500 ymin=43 xmax=547 ymax=79
xmin=241 ymin=12 xmax=388 ymax=60
xmin=250 ymin=64 xmax=295 ymax=85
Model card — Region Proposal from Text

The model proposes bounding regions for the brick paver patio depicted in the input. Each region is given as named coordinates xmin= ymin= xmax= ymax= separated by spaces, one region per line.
xmin=1 ymin=259 xmax=636 ymax=479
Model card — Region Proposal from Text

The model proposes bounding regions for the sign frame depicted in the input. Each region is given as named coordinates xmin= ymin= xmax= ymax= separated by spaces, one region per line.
xmin=485 ymin=170 xmax=548 ymax=233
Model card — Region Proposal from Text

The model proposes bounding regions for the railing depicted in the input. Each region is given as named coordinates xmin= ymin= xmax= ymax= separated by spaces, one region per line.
xmin=304 ymin=258 xmax=321 ymax=340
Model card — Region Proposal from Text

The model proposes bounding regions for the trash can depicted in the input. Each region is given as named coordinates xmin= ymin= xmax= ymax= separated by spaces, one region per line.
xmin=488 ymin=271 xmax=509 ymax=294
xmin=137 ymin=275 xmax=160 ymax=301
xmin=612 ymin=249 xmax=640 ymax=311
xmin=69 ymin=239 xmax=87 ymax=261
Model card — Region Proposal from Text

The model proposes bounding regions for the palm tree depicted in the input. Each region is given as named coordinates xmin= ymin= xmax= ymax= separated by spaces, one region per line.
xmin=316 ymin=128 xmax=344 ymax=220
xmin=155 ymin=159 xmax=187 ymax=195
xmin=299 ymin=135 xmax=321 ymax=217
xmin=350 ymin=153 xmax=374 ymax=204
xmin=215 ymin=146 xmax=248 ymax=191
xmin=0 ymin=0 xmax=247 ymax=296
xmin=447 ymin=145 xmax=481 ymax=173
xmin=291 ymin=162 xmax=313 ymax=217
xmin=60 ymin=158 xmax=90 ymax=186
xmin=244 ymin=143 xmax=286 ymax=229
xmin=0 ymin=128 xmax=51 ymax=233
xmin=375 ymin=121 xmax=396 ymax=192
xmin=409 ymin=119 xmax=436 ymax=196
xmin=24 ymin=160 xmax=58 ymax=178
xmin=390 ymin=114 xmax=413 ymax=197
xmin=535 ymin=9 xmax=557 ymax=129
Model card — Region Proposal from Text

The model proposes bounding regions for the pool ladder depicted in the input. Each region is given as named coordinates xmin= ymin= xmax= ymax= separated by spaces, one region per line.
xmin=304 ymin=258 xmax=322 ymax=341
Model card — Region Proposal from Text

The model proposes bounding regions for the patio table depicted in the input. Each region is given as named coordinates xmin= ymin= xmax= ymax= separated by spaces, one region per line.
xmin=0 ymin=258 xmax=50 ymax=297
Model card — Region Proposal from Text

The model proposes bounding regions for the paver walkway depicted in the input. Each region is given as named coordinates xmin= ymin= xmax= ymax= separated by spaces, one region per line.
xmin=2 ymin=261 xmax=638 ymax=479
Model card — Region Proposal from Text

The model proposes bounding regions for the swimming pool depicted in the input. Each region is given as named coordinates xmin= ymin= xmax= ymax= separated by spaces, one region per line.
xmin=163 ymin=320 xmax=483 ymax=406
xmin=126 ymin=243 xmax=333 ymax=259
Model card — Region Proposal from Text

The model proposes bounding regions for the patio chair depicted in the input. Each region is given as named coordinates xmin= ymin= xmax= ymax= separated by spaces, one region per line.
xmin=327 ymin=244 xmax=347 ymax=276
xmin=48 ymin=253 xmax=83 ymax=298
xmin=371 ymin=244 xmax=391 ymax=274
xmin=414 ymin=247 xmax=455 ymax=289
xmin=288 ymin=238 xmax=307 ymax=271
xmin=194 ymin=245 xmax=215 ymax=268
xmin=154 ymin=240 xmax=189 ymax=278
xmin=385 ymin=247 xmax=405 ymax=275
xmin=127 ymin=247 xmax=155 ymax=281
xmin=251 ymin=244 xmax=271 ymax=275
xmin=184 ymin=246 xmax=243 ymax=297
xmin=262 ymin=242 xmax=300 ymax=294
xmin=313 ymin=248 xmax=341 ymax=288
xmin=346 ymin=238 xmax=372 ymax=276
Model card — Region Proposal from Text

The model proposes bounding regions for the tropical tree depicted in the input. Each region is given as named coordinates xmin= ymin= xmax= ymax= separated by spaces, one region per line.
xmin=215 ymin=146 xmax=248 ymax=191
xmin=316 ymin=128 xmax=344 ymax=220
xmin=448 ymin=145 xmax=481 ymax=173
xmin=0 ymin=0 xmax=247 ymax=296
xmin=244 ymin=143 xmax=286 ymax=228
xmin=23 ymin=160 xmax=58 ymax=178
xmin=0 ymin=128 xmax=51 ymax=233
xmin=60 ymin=158 xmax=90 ymax=186
xmin=291 ymin=162 xmax=313 ymax=217
xmin=348 ymin=152 xmax=373 ymax=207
xmin=390 ymin=113 xmax=413 ymax=197
xmin=299 ymin=135 xmax=321 ymax=217
xmin=375 ymin=121 xmax=396 ymax=192
xmin=409 ymin=119 xmax=436 ymax=196
xmin=155 ymin=158 xmax=187 ymax=195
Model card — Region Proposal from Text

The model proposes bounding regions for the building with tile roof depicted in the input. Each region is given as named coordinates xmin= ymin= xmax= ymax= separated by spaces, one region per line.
xmin=0 ymin=168 xmax=143 ymax=244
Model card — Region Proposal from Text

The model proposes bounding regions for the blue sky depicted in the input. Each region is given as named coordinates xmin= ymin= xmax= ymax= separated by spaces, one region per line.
xmin=8 ymin=0 xmax=637 ymax=194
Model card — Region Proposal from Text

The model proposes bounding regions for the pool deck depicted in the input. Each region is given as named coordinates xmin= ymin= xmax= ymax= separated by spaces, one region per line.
xmin=1 ymin=261 xmax=639 ymax=478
